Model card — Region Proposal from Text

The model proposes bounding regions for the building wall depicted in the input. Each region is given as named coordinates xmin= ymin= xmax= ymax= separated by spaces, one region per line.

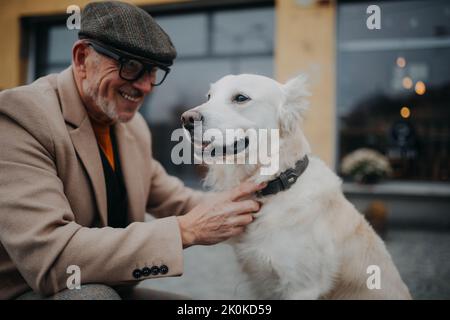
xmin=0 ymin=0 xmax=336 ymax=166
xmin=275 ymin=0 xmax=336 ymax=166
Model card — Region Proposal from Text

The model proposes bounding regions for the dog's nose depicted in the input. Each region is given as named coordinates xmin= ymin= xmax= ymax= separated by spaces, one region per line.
xmin=181 ymin=110 xmax=204 ymax=131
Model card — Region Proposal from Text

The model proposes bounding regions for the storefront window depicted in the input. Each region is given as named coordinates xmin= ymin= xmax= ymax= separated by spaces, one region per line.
xmin=337 ymin=0 xmax=450 ymax=182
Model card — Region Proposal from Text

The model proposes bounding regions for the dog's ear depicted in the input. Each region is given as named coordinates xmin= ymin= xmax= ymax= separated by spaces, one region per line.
xmin=278 ymin=74 xmax=310 ymax=136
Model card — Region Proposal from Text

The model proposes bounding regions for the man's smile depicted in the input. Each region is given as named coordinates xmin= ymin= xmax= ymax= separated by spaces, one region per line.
xmin=118 ymin=88 xmax=143 ymax=103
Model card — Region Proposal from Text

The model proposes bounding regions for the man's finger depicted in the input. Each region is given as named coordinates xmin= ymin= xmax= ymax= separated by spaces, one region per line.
xmin=223 ymin=199 xmax=260 ymax=216
xmin=228 ymin=214 xmax=254 ymax=228
xmin=230 ymin=181 xmax=267 ymax=201
xmin=228 ymin=226 xmax=246 ymax=238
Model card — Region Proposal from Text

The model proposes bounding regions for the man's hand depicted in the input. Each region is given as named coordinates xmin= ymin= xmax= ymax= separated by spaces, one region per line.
xmin=176 ymin=181 xmax=266 ymax=248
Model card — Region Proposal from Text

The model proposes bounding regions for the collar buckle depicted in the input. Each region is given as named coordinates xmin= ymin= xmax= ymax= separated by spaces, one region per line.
xmin=279 ymin=169 xmax=299 ymax=190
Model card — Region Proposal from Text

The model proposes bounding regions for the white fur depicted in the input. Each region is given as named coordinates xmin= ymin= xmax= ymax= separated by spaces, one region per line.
xmin=193 ymin=74 xmax=411 ymax=300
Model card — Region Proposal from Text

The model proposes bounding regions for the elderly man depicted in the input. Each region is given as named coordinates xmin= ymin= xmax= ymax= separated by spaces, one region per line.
xmin=0 ymin=1 xmax=263 ymax=300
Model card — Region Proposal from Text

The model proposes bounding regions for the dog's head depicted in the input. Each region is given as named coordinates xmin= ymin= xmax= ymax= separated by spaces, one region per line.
xmin=181 ymin=74 xmax=310 ymax=158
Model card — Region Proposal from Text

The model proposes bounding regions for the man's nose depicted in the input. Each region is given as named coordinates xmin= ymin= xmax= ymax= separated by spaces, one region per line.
xmin=181 ymin=110 xmax=204 ymax=131
xmin=132 ymin=72 xmax=153 ymax=94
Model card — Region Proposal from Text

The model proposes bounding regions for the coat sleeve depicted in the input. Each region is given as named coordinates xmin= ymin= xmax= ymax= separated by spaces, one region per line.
xmin=145 ymin=159 xmax=204 ymax=218
xmin=0 ymin=98 xmax=184 ymax=296
xmin=138 ymin=113 xmax=204 ymax=218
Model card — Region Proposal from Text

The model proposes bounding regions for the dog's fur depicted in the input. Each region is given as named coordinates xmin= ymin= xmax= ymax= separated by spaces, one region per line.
xmin=187 ymin=74 xmax=411 ymax=299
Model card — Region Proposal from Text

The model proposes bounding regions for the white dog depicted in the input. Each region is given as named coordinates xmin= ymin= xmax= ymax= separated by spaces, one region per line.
xmin=181 ymin=74 xmax=411 ymax=299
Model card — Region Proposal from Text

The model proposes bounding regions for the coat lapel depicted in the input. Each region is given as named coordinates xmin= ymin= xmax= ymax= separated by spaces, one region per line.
xmin=114 ymin=123 xmax=145 ymax=223
xmin=57 ymin=67 xmax=108 ymax=226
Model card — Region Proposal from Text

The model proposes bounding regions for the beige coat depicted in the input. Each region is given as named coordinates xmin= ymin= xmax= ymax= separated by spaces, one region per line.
xmin=0 ymin=67 xmax=202 ymax=299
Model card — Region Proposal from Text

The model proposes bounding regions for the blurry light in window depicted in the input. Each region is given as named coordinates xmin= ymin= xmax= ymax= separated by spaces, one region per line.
xmin=415 ymin=81 xmax=426 ymax=95
xmin=400 ymin=106 xmax=411 ymax=119
xmin=396 ymin=57 xmax=406 ymax=68
xmin=402 ymin=76 xmax=413 ymax=89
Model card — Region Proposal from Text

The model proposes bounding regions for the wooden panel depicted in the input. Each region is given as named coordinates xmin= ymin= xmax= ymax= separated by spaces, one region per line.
xmin=275 ymin=0 xmax=336 ymax=167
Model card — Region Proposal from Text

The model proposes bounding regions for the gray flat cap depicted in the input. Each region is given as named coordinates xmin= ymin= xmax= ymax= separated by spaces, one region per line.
xmin=79 ymin=1 xmax=176 ymax=65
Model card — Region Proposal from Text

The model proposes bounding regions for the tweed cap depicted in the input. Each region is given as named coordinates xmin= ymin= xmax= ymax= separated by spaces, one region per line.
xmin=79 ymin=1 xmax=176 ymax=66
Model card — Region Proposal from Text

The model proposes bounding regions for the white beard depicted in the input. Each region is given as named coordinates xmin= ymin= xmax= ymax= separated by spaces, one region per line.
xmin=82 ymin=77 xmax=118 ymax=121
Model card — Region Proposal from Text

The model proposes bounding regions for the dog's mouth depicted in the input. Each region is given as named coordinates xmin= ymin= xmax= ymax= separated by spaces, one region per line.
xmin=193 ymin=136 xmax=250 ymax=157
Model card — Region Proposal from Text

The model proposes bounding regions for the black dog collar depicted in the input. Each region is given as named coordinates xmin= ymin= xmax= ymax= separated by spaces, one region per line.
xmin=256 ymin=155 xmax=309 ymax=197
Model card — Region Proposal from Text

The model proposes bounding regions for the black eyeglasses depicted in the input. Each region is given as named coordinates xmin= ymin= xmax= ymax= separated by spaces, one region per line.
xmin=86 ymin=41 xmax=171 ymax=86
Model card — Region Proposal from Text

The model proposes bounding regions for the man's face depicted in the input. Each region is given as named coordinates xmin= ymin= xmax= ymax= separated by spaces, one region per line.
xmin=82 ymin=47 xmax=154 ymax=124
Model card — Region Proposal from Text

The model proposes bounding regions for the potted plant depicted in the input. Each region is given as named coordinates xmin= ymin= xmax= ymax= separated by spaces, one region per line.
xmin=341 ymin=148 xmax=392 ymax=184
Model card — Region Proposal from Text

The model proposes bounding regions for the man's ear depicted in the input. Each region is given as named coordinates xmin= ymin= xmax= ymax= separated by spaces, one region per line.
xmin=72 ymin=41 xmax=89 ymax=79
xmin=278 ymin=74 xmax=310 ymax=136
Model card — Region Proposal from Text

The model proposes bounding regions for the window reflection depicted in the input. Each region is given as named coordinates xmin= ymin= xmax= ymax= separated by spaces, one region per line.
xmin=338 ymin=1 xmax=450 ymax=182
xmin=212 ymin=8 xmax=274 ymax=55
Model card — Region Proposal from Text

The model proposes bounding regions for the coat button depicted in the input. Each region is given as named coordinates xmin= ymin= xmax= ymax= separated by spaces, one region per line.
xmin=132 ymin=268 xmax=142 ymax=279
xmin=142 ymin=267 xmax=151 ymax=277
xmin=159 ymin=265 xmax=169 ymax=274
xmin=150 ymin=266 xmax=160 ymax=275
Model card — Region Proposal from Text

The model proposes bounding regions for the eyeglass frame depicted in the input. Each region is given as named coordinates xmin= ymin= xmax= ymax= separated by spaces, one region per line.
xmin=84 ymin=40 xmax=171 ymax=86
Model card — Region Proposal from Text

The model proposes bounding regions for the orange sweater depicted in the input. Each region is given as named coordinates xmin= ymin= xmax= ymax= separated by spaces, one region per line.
xmin=91 ymin=122 xmax=115 ymax=171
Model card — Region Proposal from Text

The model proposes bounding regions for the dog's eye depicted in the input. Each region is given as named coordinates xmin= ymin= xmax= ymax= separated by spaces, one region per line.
xmin=233 ymin=94 xmax=250 ymax=104
xmin=207 ymin=93 xmax=211 ymax=101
